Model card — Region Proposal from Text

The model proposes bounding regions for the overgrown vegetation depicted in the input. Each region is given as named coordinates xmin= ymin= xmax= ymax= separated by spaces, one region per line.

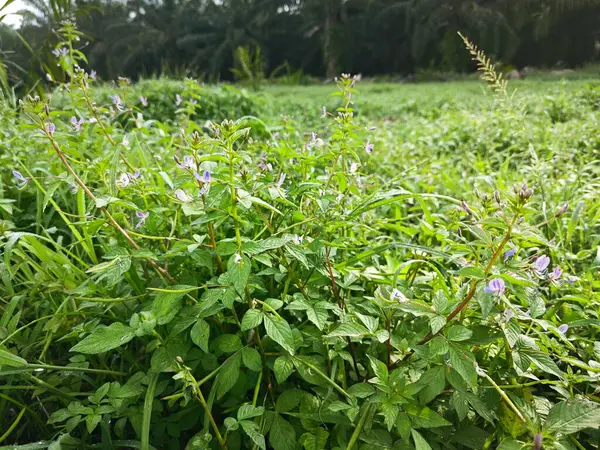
xmin=1 ymin=27 xmax=600 ymax=450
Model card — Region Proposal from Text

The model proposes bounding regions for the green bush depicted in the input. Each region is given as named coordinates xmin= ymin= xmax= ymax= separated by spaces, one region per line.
xmin=1 ymin=26 xmax=599 ymax=450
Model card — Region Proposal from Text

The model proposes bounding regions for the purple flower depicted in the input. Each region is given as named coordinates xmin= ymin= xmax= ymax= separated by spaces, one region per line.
xmin=70 ymin=116 xmax=84 ymax=131
xmin=127 ymin=169 xmax=140 ymax=181
xmin=558 ymin=324 xmax=569 ymax=334
xmin=140 ymin=96 xmax=148 ymax=107
xmin=52 ymin=47 xmax=68 ymax=58
xmin=533 ymin=255 xmax=550 ymax=273
xmin=176 ymin=94 xmax=182 ymax=106
xmin=365 ymin=140 xmax=374 ymax=154
xmin=503 ymin=248 xmax=516 ymax=261
xmin=202 ymin=169 xmax=211 ymax=184
xmin=484 ymin=278 xmax=506 ymax=295
xmin=135 ymin=211 xmax=149 ymax=229
xmin=321 ymin=106 xmax=327 ymax=118
xmin=276 ymin=173 xmax=286 ymax=188
xmin=45 ymin=122 xmax=56 ymax=136
xmin=13 ymin=170 xmax=30 ymax=187
xmin=503 ymin=309 xmax=514 ymax=322
xmin=89 ymin=70 xmax=97 ymax=79
xmin=177 ymin=155 xmax=195 ymax=170
xmin=110 ymin=95 xmax=124 ymax=112
xmin=548 ymin=266 xmax=562 ymax=281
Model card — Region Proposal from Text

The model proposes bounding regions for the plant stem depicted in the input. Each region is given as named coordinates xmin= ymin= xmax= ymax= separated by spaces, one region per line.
xmin=141 ymin=372 xmax=159 ymax=450
xmin=346 ymin=403 xmax=372 ymax=450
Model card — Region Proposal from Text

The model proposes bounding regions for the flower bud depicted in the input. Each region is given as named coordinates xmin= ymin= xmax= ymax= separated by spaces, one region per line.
xmin=494 ymin=190 xmax=501 ymax=204
xmin=461 ymin=200 xmax=474 ymax=216
xmin=555 ymin=203 xmax=569 ymax=217
xmin=533 ymin=433 xmax=543 ymax=450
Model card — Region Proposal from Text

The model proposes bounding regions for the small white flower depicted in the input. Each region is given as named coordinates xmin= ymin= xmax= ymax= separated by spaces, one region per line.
xmin=117 ymin=173 xmax=130 ymax=188
xmin=349 ymin=162 xmax=359 ymax=174
xmin=293 ymin=235 xmax=304 ymax=245
xmin=234 ymin=253 xmax=242 ymax=264
xmin=174 ymin=189 xmax=192 ymax=203
xmin=391 ymin=289 xmax=409 ymax=303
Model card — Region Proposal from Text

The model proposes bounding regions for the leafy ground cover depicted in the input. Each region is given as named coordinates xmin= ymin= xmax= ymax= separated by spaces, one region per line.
xmin=1 ymin=33 xmax=600 ymax=450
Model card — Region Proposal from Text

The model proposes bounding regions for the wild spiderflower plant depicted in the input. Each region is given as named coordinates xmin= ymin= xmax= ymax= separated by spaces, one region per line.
xmin=0 ymin=25 xmax=599 ymax=450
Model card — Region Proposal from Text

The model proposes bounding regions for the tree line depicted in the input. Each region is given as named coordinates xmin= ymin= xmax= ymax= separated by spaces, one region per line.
xmin=1 ymin=0 xmax=600 ymax=89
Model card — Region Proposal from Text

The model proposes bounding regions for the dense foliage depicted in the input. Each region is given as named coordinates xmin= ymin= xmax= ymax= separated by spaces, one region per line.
xmin=2 ymin=0 xmax=600 ymax=90
xmin=1 ymin=28 xmax=600 ymax=449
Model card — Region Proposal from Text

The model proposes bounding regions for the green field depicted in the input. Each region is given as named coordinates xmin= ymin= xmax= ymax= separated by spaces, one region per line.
xmin=1 ymin=71 xmax=600 ymax=450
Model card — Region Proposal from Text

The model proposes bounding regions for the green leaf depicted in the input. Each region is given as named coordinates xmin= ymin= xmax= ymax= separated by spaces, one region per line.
xmin=327 ymin=322 xmax=370 ymax=338
xmin=241 ymin=308 xmax=264 ymax=331
xmin=240 ymin=420 xmax=266 ymax=450
xmin=457 ymin=267 xmax=485 ymax=279
xmin=449 ymin=344 xmax=477 ymax=387
xmin=411 ymin=429 xmax=433 ymax=450
xmin=274 ymin=355 xmax=295 ymax=383
xmin=522 ymin=350 xmax=563 ymax=378
xmin=264 ymin=315 xmax=295 ymax=355
xmin=418 ymin=366 xmax=446 ymax=404
xmin=224 ymin=417 xmax=239 ymax=431
xmin=86 ymin=249 xmax=131 ymax=285
xmin=215 ymin=352 xmax=241 ymax=399
xmin=406 ymin=405 xmax=452 ymax=428
xmin=86 ymin=414 xmax=102 ymax=433
xmin=228 ymin=253 xmax=251 ymax=294
xmin=242 ymin=236 xmax=292 ymax=256
xmin=347 ymin=383 xmax=375 ymax=399
xmin=306 ymin=304 xmax=328 ymax=331
xmin=367 ymin=355 xmax=389 ymax=384
xmin=355 ymin=313 xmax=378 ymax=333
xmin=190 ymin=319 xmax=210 ymax=353
xmin=545 ymin=401 xmax=600 ymax=434
xmin=276 ymin=389 xmax=303 ymax=413
xmin=429 ymin=315 xmax=446 ymax=334
xmin=496 ymin=438 xmax=523 ymax=450
xmin=284 ymin=244 xmax=310 ymax=269
xmin=242 ymin=347 xmax=262 ymax=371
xmin=94 ymin=196 xmax=119 ymax=208
xmin=70 ymin=323 xmax=135 ymax=354
xmin=152 ymin=287 xmax=190 ymax=325
xmin=214 ymin=334 xmax=243 ymax=353
xmin=0 ymin=346 xmax=27 ymax=367
xmin=237 ymin=405 xmax=265 ymax=421
xmin=300 ymin=427 xmax=329 ymax=450
xmin=269 ymin=414 xmax=296 ymax=450
xmin=380 ymin=401 xmax=399 ymax=432
xmin=447 ymin=325 xmax=473 ymax=342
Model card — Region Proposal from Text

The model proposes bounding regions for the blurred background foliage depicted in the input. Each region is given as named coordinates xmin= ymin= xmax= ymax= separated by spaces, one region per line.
xmin=1 ymin=0 xmax=600 ymax=93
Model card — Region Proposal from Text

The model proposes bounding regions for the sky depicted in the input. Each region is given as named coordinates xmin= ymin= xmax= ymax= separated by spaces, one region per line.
xmin=2 ymin=0 xmax=24 ymax=26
